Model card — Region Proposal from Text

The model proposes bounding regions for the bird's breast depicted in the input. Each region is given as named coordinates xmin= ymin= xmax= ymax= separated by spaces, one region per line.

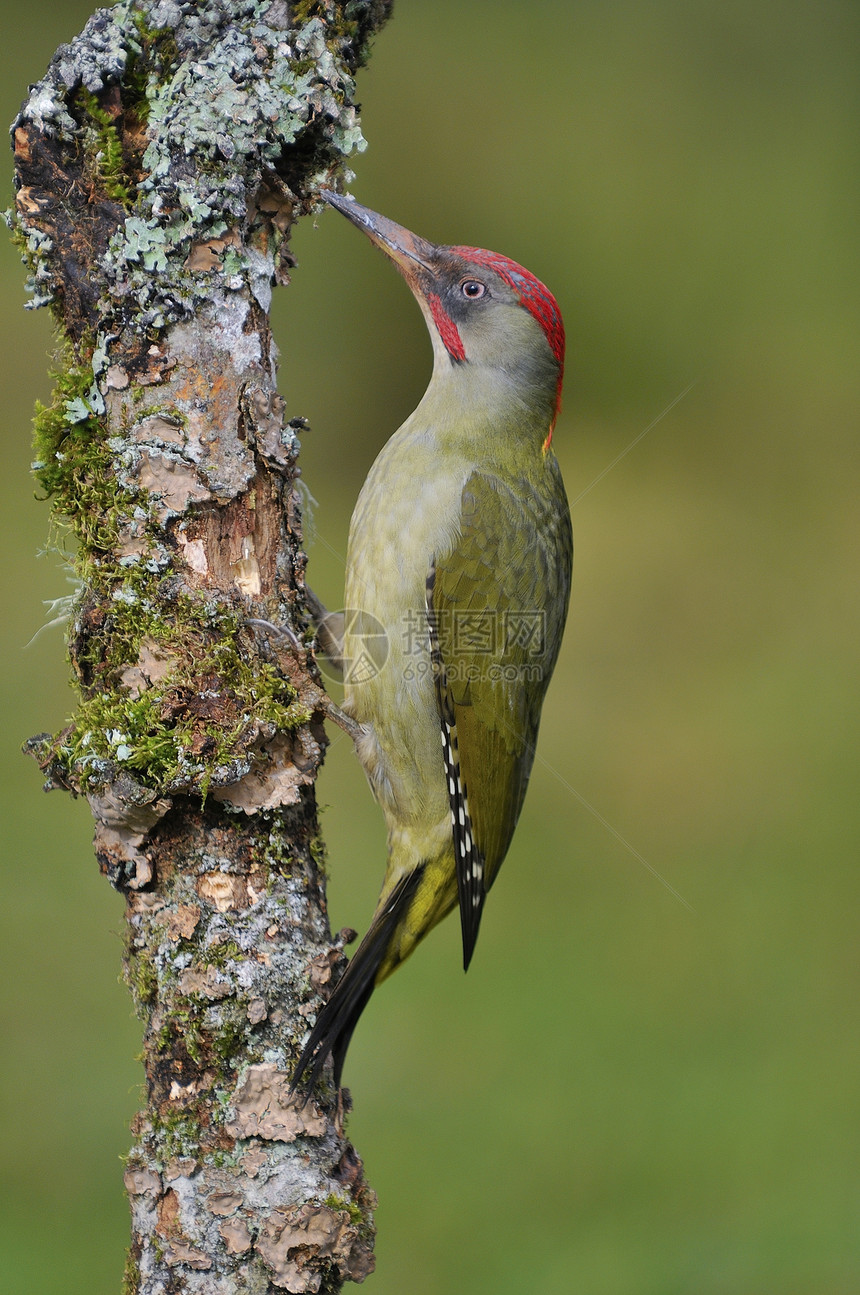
xmin=345 ymin=427 xmax=470 ymax=638
xmin=341 ymin=427 xmax=468 ymax=826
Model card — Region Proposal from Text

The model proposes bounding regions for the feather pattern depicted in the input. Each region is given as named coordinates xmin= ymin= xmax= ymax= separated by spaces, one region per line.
xmin=426 ymin=564 xmax=486 ymax=967
xmin=430 ymin=466 xmax=572 ymax=900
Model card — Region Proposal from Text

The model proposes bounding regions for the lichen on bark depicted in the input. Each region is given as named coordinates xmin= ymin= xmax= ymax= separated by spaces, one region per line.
xmin=10 ymin=1 xmax=391 ymax=1290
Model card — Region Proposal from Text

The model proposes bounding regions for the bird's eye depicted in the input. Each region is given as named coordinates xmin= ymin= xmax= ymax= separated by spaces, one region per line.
xmin=460 ymin=279 xmax=487 ymax=299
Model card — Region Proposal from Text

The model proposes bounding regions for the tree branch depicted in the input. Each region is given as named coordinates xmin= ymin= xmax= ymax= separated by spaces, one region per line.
xmin=10 ymin=2 xmax=390 ymax=1290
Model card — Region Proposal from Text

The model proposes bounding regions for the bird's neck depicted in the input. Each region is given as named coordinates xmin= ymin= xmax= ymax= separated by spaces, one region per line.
xmin=416 ymin=358 xmax=557 ymax=460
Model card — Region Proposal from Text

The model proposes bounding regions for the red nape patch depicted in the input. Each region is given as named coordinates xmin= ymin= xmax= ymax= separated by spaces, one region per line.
xmin=427 ymin=292 xmax=466 ymax=362
xmin=452 ymin=244 xmax=565 ymax=375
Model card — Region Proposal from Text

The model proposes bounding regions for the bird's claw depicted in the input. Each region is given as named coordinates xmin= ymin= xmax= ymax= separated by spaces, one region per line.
xmin=247 ymin=618 xmax=362 ymax=745
xmin=246 ymin=616 xmax=303 ymax=653
xmin=324 ymin=700 xmax=363 ymax=744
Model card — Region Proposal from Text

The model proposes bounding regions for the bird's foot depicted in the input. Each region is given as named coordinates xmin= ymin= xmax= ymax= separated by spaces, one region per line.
xmin=246 ymin=616 xmax=302 ymax=653
xmin=247 ymin=617 xmax=362 ymax=746
xmin=323 ymin=699 xmax=363 ymax=744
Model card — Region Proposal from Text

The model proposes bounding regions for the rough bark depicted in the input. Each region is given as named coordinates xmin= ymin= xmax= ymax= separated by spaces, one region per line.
xmin=10 ymin=2 xmax=390 ymax=1291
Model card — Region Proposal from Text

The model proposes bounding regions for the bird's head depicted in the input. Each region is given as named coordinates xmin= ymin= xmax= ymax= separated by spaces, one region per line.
xmin=323 ymin=192 xmax=565 ymax=440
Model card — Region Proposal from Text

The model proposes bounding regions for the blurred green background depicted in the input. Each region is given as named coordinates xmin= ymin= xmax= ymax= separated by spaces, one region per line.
xmin=2 ymin=2 xmax=858 ymax=1292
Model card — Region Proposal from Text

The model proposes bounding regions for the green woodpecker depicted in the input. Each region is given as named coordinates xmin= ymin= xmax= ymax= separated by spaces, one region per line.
xmin=292 ymin=192 xmax=572 ymax=1093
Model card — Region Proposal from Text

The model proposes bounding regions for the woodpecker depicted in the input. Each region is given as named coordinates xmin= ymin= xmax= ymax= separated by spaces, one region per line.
xmin=292 ymin=192 xmax=572 ymax=1094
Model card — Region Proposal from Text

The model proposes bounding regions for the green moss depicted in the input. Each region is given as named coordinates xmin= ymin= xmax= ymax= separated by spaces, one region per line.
xmin=31 ymin=349 xmax=308 ymax=799
xmin=309 ymin=832 xmax=328 ymax=879
xmin=258 ymin=820 xmax=300 ymax=883
xmin=209 ymin=1010 xmax=247 ymax=1065
xmin=184 ymin=1020 xmax=205 ymax=1065
xmin=290 ymin=0 xmax=367 ymax=45
xmin=125 ymin=946 xmax=158 ymax=1010
xmin=6 ymin=211 xmax=33 ymax=268
xmin=289 ymin=55 xmax=318 ymax=77
xmin=75 ymin=89 xmax=133 ymax=205
xmin=149 ymin=1107 xmax=202 ymax=1164
xmin=155 ymin=990 xmax=249 ymax=1074
xmin=323 ymin=1194 xmax=364 ymax=1227
xmin=130 ymin=11 xmax=179 ymax=81
xmin=204 ymin=939 xmax=243 ymax=969
xmin=209 ymin=1149 xmax=237 ymax=1169
xmin=70 ymin=689 xmax=182 ymax=779
xmin=48 ymin=579 xmax=309 ymax=794
xmin=32 ymin=355 xmax=132 ymax=552
xmin=290 ymin=1 xmax=321 ymax=25
xmin=159 ymin=996 xmax=205 ymax=1063
xmin=72 ymin=19 xmax=183 ymax=208
xmin=121 ymin=1249 xmax=141 ymax=1295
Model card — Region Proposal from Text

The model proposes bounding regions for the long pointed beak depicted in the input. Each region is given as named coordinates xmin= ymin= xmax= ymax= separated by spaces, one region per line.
xmin=321 ymin=191 xmax=438 ymax=286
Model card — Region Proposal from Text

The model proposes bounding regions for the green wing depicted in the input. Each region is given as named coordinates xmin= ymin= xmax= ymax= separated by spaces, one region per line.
xmin=430 ymin=462 xmax=572 ymax=966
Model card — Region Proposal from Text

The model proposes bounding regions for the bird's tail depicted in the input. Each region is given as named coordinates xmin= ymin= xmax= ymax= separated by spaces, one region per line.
xmin=290 ymin=866 xmax=426 ymax=1098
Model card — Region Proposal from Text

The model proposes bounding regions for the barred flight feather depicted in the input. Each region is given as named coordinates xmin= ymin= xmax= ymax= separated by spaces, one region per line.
xmin=426 ymin=564 xmax=486 ymax=968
